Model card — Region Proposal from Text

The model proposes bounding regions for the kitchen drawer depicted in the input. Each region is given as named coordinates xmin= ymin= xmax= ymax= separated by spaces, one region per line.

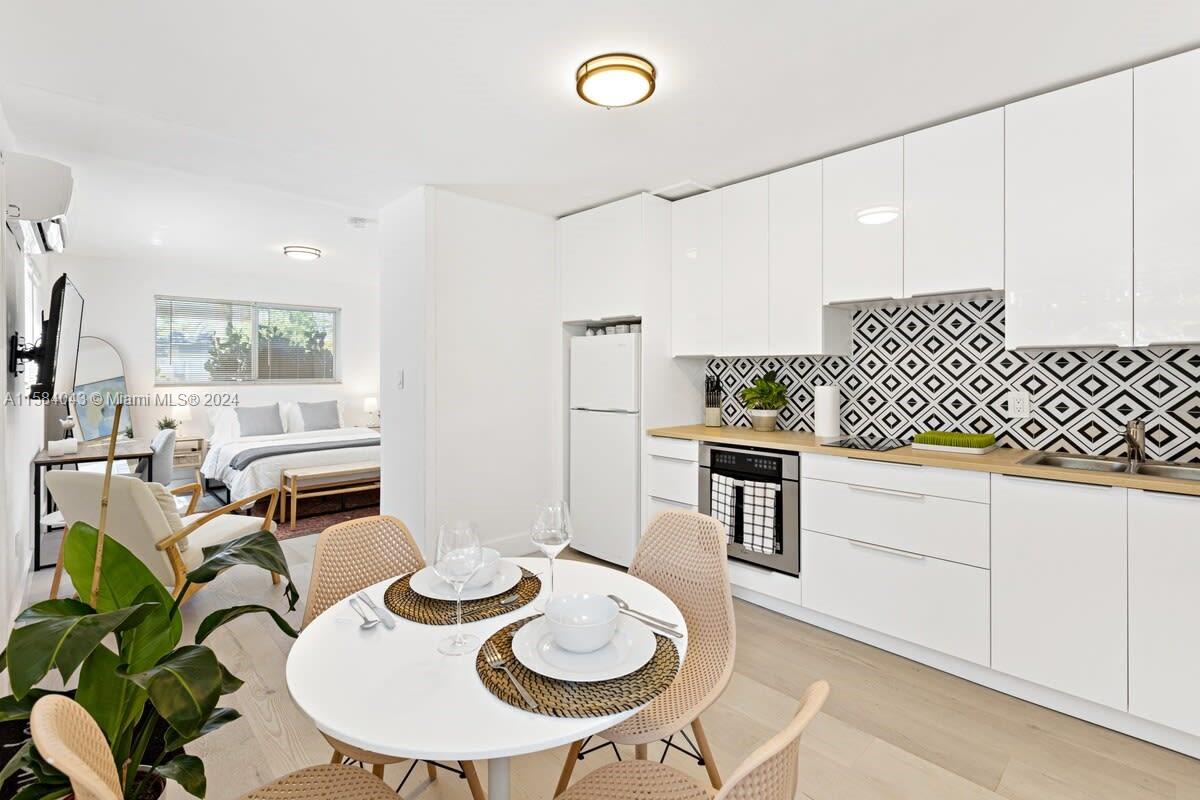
xmin=802 ymin=452 xmax=989 ymax=503
xmin=802 ymin=477 xmax=989 ymax=567
xmin=646 ymin=436 xmax=700 ymax=462
xmin=647 ymin=456 xmax=699 ymax=505
xmin=802 ymin=529 xmax=990 ymax=665
xmin=647 ymin=495 xmax=698 ymax=522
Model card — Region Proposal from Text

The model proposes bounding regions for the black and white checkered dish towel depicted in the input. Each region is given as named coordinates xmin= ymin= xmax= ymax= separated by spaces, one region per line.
xmin=742 ymin=480 xmax=781 ymax=554
xmin=710 ymin=472 xmax=741 ymax=544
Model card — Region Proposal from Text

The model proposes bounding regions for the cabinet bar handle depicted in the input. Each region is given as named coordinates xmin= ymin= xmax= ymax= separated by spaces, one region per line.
xmin=1145 ymin=341 xmax=1200 ymax=347
xmin=827 ymin=295 xmax=895 ymax=306
xmin=847 ymin=484 xmax=925 ymax=500
xmin=908 ymin=287 xmax=995 ymax=298
xmin=1013 ymin=343 xmax=1121 ymax=351
xmin=848 ymin=539 xmax=925 ymax=560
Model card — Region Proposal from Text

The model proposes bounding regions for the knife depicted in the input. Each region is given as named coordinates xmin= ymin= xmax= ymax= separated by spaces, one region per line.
xmin=356 ymin=592 xmax=395 ymax=629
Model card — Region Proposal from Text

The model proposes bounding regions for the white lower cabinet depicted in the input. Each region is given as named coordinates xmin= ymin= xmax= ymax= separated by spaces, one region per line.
xmin=991 ymin=475 xmax=1128 ymax=709
xmin=1128 ymin=489 xmax=1200 ymax=736
xmin=802 ymin=529 xmax=990 ymax=665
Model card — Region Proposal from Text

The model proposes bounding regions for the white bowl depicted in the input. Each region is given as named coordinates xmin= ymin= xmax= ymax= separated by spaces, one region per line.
xmin=545 ymin=593 xmax=620 ymax=654
xmin=463 ymin=548 xmax=501 ymax=588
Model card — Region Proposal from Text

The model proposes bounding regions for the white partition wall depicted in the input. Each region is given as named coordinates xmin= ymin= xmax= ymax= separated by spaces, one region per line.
xmin=378 ymin=187 xmax=557 ymax=554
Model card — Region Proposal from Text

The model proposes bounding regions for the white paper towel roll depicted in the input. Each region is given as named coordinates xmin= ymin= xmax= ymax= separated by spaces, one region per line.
xmin=814 ymin=385 xmax=840 ymax=439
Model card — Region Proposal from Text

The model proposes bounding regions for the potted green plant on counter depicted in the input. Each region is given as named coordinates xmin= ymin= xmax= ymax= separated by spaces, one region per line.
xmin=740 ymin=370 xmax=789 ymax=431
xmin=0 ymin=525 xmax=300 ymax=799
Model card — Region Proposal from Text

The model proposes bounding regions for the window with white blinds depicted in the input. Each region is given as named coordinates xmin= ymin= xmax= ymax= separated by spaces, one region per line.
xmin=155 ymin=296 xmax=338 ymax=384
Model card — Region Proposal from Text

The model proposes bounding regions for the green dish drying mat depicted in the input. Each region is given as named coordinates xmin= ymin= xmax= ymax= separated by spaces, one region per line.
xmin=912 ymin=431 xmax=996 ymax=449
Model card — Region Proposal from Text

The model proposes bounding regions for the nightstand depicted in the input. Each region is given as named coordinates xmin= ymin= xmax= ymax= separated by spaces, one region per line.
xmin=174 ymin=435 xmax=207 ymax=485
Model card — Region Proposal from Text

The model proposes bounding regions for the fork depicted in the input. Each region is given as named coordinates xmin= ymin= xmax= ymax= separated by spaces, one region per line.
xmin=483 ymin=644 xmax=538 ymax=711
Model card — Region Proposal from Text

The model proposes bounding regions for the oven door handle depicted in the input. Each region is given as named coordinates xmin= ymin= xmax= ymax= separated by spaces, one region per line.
xmin=847 ymin=484 xmax=925 ymax=501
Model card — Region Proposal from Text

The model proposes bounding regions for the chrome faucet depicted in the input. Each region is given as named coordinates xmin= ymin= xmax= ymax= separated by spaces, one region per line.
xmin=1125 ymin=418 xmax=1146 ymax=473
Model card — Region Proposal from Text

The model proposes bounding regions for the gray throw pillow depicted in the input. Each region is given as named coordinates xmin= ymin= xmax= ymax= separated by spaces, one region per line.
xmin=298 ymin=400 xmax=340 ymax=432
xmin=236 ymin=404 xmax=284 ymax=436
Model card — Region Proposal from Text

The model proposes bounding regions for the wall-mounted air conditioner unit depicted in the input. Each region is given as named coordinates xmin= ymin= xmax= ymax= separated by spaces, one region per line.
xmin=4 ymin=152 xmax=72 ymax=253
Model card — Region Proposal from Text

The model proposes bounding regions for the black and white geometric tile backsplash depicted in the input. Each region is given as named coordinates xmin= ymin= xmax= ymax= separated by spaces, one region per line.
xmin=708 ymin=297 xmax=1200 ymax=462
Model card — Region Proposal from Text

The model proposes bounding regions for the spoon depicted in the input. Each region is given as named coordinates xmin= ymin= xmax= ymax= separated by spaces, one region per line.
xmin=607 ymin=594 xmax=680 ymax=629
xmin=348 ymin=597 xmax=379 ymax=629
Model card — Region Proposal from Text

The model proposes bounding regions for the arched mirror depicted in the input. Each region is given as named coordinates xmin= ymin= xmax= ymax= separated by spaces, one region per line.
xmin=73 ymin=336 xmax=128 ymax=441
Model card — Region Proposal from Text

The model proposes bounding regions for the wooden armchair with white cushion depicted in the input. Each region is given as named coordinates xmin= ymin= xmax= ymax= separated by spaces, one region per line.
xmin=45 ymin=471 xmax=278 ymax=602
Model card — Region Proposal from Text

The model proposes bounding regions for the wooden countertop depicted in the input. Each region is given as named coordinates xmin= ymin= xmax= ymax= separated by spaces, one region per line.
xmin=647 ymin=424 xmax=1200 ymax=497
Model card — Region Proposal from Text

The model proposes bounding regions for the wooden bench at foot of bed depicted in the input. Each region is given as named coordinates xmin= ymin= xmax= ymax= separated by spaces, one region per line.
xmin=278 ymin=462 xmax=381 ymax=530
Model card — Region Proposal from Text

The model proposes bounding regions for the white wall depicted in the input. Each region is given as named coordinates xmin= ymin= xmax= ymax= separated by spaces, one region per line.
xmin=47 ymin=251 xmax=381 ymax=441
xmin=378 ymin=187 xmax=557 ymax=553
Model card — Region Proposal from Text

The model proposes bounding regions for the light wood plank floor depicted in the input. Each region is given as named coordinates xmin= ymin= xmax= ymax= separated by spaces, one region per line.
xmin=29 ymin=538 xmax=1200 ymax=799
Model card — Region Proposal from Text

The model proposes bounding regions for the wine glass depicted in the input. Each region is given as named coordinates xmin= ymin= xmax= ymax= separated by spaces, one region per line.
xmin=531 ymin=501 xmax=572 ymax=605
xmin=433 ymin=521 xmax=484 ymax=656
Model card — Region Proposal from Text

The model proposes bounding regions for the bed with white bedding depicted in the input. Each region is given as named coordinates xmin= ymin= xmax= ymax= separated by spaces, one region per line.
xmin=202 ymin=424 xmax=381 ymax=501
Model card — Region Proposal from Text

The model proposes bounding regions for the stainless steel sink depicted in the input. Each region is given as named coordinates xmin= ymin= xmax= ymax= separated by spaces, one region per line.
xmin=1134 ymin=462 xmax=1200 ymax=481
xmin=1020 ymin=452 xmax=1200 ymax=481
xmin=1020 ymin=453 xmax=1128 ymax=473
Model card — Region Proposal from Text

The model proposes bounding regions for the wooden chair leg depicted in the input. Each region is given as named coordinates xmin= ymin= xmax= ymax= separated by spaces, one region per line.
xmin=329 ymin=749 xmax=343 ymax=764
xmin=555 ymin=740 xmax=584 ymax=796
xmin=461 ymin=760 xmax=485 ymax=800
xmin=271 ymin=571 xmax=280 ymax=585
xmin=691 ymin=717 xmax=722 ymax=789
xmin=425 ymin=761 xmax=438 ymax=781
xmin=371 ymin=763 xmax=385 ymax=779
xmin=635 ymin=743 xmax=648 ymax=759
xmin=49 ymin=533 xmax=68 ymax=600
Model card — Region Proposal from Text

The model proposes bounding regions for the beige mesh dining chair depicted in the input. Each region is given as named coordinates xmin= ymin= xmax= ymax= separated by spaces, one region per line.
xmin=29 ymin=694 xmax=397 ymax=800
xmin=45 ymin=471 xmax=279 ymax=602
xmin=555 ymin=680 xmax=830 ymax=800
xmin=556 ymin=510 xmax=737 ymax=795
xmin=301 ymin=515 xmax=485 ymax=800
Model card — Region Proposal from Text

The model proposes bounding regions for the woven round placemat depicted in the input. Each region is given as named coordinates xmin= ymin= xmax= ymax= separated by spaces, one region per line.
xmin=475 ymin=617 xmax=681 ymax=718
xmin=383 ymin=568 xmax=541 ymax=625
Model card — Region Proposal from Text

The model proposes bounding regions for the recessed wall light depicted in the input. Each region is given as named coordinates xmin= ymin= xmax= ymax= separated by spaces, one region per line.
xmin=283 ymin=245 xmax=322 ymax=261
xmin=856 ymin=206 xmax=900 ymax=225
xmin=576 ymin=53 xmax=656 ymax=108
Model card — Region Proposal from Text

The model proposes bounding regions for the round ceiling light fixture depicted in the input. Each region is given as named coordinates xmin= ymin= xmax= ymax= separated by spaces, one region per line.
xmin=856 ymin=206 xmax=900 ymax=225
xmin=576 ymin=53 xmax=656 ymax=108
xmin=283 ymin=245 xmax=322 ymax=261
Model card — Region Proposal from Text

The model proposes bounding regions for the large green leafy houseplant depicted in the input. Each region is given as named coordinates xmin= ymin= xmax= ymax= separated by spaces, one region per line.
xmin=0 ymin=524 xmax=300 ymax=799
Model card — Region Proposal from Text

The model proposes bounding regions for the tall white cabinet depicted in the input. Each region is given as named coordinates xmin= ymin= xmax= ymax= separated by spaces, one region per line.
xmin=560 ymin=195 xmax=645 ymax=321
xmin=991 ymin=475 xmax=1128 ymax=710
xmin=1128 ymin=489 xmax=1200 ymax=737
xmin=720 ymin=177 xmax=769 ymax=356
xmin=1134 ymin=49 xmax=1200 ymax=346
xmin=671 ymin=191 xmax=723 ymax=356
xmin=903 ymin=109 xmax=1005 ymax=298
xmin=822 ymin=137 xmax=903 ymax=305
xmin=768 ymin=163 xmax=851 ymax=356
xmin=1004 ymin=71 xmax=1133 ymax=350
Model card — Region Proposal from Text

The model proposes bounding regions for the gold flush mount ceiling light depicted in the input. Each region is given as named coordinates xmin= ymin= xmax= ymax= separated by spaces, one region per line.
xmin=576 ymin=53 xmax=656 ymax=108
xmin=283 ymin=245 xmax=322 ymax=261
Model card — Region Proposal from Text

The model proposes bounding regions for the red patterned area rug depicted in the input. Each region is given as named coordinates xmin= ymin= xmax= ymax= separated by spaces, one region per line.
xmin=253 ymin=489 xmax=381 ymax=541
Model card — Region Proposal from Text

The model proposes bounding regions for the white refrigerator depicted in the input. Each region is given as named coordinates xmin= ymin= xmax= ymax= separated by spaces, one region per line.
xmin=569 ymin=333 xmax=641 ymax=567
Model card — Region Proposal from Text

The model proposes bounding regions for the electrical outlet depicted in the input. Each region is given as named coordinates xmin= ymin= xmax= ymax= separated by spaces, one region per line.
xmin=1007 ymin=390 xmax=1032 ymax=419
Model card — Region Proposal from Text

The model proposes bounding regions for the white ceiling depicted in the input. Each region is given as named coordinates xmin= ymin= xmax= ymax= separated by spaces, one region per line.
xmin=2 ymin=1 xmax=1200 ymax=219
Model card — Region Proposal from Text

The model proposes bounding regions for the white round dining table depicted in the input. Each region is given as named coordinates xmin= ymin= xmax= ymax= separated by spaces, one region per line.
xmin=286 ymin=557 xmax=688 ymax=800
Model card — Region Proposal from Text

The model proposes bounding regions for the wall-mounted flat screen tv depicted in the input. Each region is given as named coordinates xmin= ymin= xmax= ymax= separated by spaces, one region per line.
xmin=30 ymin=274 xmax=84 ymax=401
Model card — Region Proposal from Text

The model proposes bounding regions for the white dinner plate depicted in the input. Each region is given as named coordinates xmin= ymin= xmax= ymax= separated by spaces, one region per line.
xmin=511 ymin=615 xmax=656 ymax=682
xmin=409 ymin=560 xmax=522 ymax=601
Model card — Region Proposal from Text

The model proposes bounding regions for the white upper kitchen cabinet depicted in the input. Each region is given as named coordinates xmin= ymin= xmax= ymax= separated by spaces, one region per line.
xmin=769 ymin=162 xmax=850 ymax=356
xmin=903 ymin=109 xmax=1004 ymax=298
xmin=991 ymin=475 xmax=1128 ymax=710
xmin=671 ymin=191 xmax=722 ymax=356
xmin=560 ymin=194 xmax=644 ymax=322
xmin=1128 ymin=489 xmax=1200 ymax=737
xmin=1134 ymin=50 xmax=1200 ymax=346
xmin=1004 ymin=71 xmax=1133 ymax=350
xmin=720 ymin=177 xmax=769 ymax=356
xmin=822 ymin=137 xmax=903 ymax=305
